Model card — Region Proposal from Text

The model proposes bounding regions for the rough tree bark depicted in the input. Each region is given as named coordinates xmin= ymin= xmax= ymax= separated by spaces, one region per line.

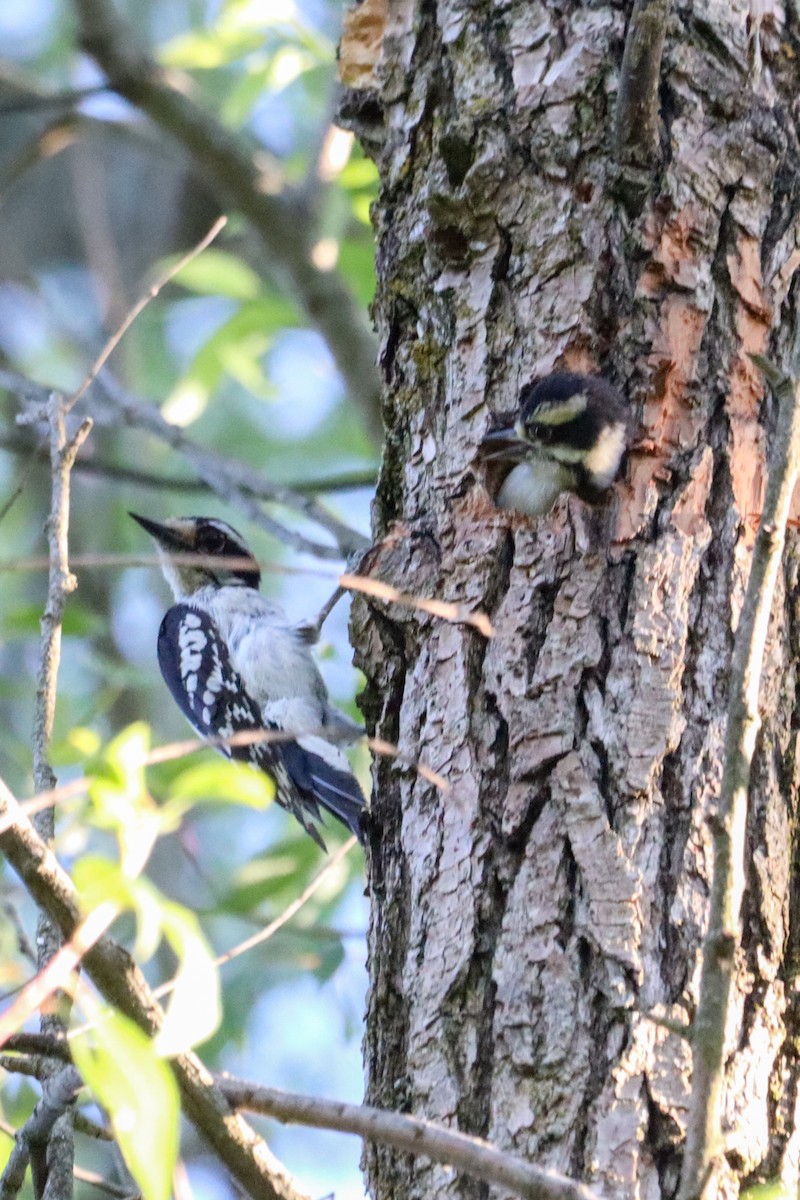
xmin=351 ymin=1 xmax=800 ymax=1198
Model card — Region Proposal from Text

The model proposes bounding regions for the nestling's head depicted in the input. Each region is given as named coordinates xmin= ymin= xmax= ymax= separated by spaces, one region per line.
xmin=130 ymin=513 xmax=261 ymax=597
xmin=482 ymin=372 xmax=629 ymax=516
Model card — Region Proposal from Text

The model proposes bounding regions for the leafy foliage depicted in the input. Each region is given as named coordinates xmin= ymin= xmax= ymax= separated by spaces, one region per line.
xmin=0 ymin=0 xmax=376 ymax=1196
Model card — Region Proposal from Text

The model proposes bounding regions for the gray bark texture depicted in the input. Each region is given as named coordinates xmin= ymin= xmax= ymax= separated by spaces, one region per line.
xmin=351 ymin=0 xmax=800 ymax=1198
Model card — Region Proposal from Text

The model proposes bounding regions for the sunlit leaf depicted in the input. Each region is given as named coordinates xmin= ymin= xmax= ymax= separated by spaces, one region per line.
xmin=742 ymin=1186 xmax=795 ymax=1200
xmin=71 ymin=1011 xmax=179 ymax=1200
xmin=162 ymin=294 xmax=299 ymax=412
xmin=166 ymin=756 xmax=274 ymax=808
xmin=217 ymin=843 xmax=318 ymax=913
xmin=1 ymin=603 xmax=102 ymax=639
xmin=87 ymin=723 xmax=162 ymax=876
xmin=339 ymin=157 xmax=380 ymax=191
xmin=159 ymin=28 xmax=263 ymax=68
xmin=156 ymin=905 xmax=221 ymax=1054
xmin=266 ymin=45 xmax=315 ymax=92
xmin=170 ymin=249 xmax=262 ymax=300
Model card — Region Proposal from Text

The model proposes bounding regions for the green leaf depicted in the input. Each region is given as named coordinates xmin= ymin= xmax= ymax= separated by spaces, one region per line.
xmin=71 ymin=1011 xmax=179 ymax=1200
xmin=0 ymin=602 xmax=103 ymax=639
xmin=162 ymin=293 xmax=299 ymax=416
xmin=170 ymin=249 xmax=262 ymax=300
xmin=742 ymin=1186 xmax=794 ymax=1200
xmin=87 ymin=723 xmax=163 ymax=876
xmin=156 ymin=905 xmax=221 ymax=1055
xmin=217 ymin=842 xmax=319 ymax=913
xmin=166 ymin=756 xmax=274 ymax=808
xmin=159 ymin=28 xmax=263 ymax=68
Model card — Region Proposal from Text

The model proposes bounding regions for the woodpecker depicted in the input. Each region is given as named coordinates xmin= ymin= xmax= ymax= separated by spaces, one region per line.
xmin=482 ymin=372 xmax=630 ymax=517
xmin=130 ymin=513 xmax=366 ymax=849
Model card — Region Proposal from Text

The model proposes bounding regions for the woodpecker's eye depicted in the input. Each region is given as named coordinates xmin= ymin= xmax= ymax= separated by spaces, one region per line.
xmin=197 ymin=526 xmax=228 ymax=554
xmin=526 ymin=422 xmax=553 ymax=444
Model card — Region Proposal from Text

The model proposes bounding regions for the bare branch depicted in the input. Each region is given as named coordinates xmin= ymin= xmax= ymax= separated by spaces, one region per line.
xmin=16 ymin=393 xmax=93 ymax=1200
xmin=220 ymin=1078 xmax=600 ymax=1200
xmin=0 ymin=1028 xmax=594 ymax=1200
xmin=340 ymin=572 xmax=495 ymax=637
xmin=612 ymin=0 xmax=671 ymax=210
xmin=0 ymin=778 xmax=312 ymax=1200
xmin=32 ymin=398 xmax=93 ymax=802
xmin=678 ymin=356 xmax=800 ymax=1200
xmin=1 ymin=369 xmax=369 ymax=562
xmin=0 ymin=85 xmax=110 ymax=115
xmin=66 ymin=216 xmax=228 ymax=413
xmin=613 ymin=0 xmax=670 ymax=163
xmin=0 ymin=433 xmax=377 ymax=495
xmin=93 ymin=372 xmax=369 ymax=557
xmin=2 ymin=1035 xmax=72 ymax=1065
xmin=70 ymin=0 xmax=382 ymax=445
xmin=0 ymin=1054 xmax=41 ymax=1079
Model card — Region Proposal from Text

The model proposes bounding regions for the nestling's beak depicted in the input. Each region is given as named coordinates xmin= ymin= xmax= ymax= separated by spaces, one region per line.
xmin=481 ymin=426 xmax=530 ymax=463
xmin=129 ymin=512 xmax=192 ymax=551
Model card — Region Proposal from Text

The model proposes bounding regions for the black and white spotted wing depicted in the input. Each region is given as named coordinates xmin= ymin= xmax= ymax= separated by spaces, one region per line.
xmin=156 ymin=604 xmax=365 ymax=848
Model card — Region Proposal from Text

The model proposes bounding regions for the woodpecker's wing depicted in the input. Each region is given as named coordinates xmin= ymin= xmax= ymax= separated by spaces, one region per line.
xmin=156 ymin=604 xmax=365 ymax=848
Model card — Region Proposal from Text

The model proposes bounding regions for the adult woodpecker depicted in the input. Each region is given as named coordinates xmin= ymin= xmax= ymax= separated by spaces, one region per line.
xmin=482 ymin=372 xmax=630 ymax=517
xmin=130 ymin=513 xmax=366 ymax=849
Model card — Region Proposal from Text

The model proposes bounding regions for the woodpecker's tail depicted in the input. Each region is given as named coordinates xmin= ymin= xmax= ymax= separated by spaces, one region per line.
xmin=282 ymin=737 xmax=367 ymax=846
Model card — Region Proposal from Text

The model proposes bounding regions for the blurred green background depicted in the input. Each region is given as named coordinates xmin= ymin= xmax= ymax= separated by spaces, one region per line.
xmin=0 ymin=1 xmax=379 ymax=1197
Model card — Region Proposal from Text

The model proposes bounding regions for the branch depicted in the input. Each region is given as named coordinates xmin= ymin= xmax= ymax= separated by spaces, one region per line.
xmin=65 ymin=215 xmax=228 ymax=413
xmin=70 ymin=0 xmax=382 ymax=445
xmin=677 ymin=355 xmax=800 ymax=1200
xmin=0 ymin=368 xmax=369 ymax=559
xmin=0 ymin=1069 xmax=84 ymax=1200
xmin=0 ymin=433 xmax=377 ymax=495
xmin=16 ymin=394 xmax=92 ymax=1200
xmin=220 ymin=1078 xmax=600 ymax=1200
xmin=612 ymin=0 xmax=671 ymax=209
xmin=4 ymin=1032 xmax=601 ymax=1200
xmin=0 ymin=778 xmax=312 ymax=1200
xmin=92 ymin=372 xmax=369 ymax=556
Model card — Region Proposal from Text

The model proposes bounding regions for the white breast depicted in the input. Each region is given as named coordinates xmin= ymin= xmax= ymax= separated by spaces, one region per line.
xmin=194 ymin=587 xmax=327 ymax=732
xmin=496 ymin=459 xmax=574 ymax=517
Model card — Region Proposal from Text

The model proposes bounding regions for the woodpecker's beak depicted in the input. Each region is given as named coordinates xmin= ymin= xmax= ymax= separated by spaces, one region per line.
xmin=129 ymin=512 xmax=192 ymax=551
xmin=481 ymin=426 xmax=529 ymax=462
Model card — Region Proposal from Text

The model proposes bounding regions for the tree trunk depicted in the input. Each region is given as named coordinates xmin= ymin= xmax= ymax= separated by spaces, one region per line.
xmin=352 ymin=1 xmax=800 ymax=1197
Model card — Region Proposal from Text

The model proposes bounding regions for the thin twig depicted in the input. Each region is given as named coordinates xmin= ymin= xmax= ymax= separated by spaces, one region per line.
xmin=65 ymin=216 xmax=228 ymax=413
xmin=17 ymin=394 xmax=93 ymax=1200
xmin=2 ymin=901 xmax=38 ymax=968
xmin=1 ymin=369 xmax=370 ymax=558
xmin=71 ymin=1165 xmax=140 ymax=1199
xmin=93 ymin=371 xmax=369 ymax=556
xmin=220 ymin=1078 xmax=600 ymax=1200
xmin=340 ymin=572 xmax=494 ymax=637
xmin=144 ymin=838 xmax=356 ymax=1006
xmin=0 ymin=85 xmax=109 ymax=114
xmin=0 ymin=775 xmax=312 ymax=1200
xmin=70 ymin=0 xmax=382 ymax=444
xmin=0 ymin=903 xmax=118 ymax=1048
xmin=0 ymin=433 xmax=377 ymax=495
xmin=677 ymin=354 xmax=800 ymax=1200
xmin=2 ymin=723 xmax=446 ymax=838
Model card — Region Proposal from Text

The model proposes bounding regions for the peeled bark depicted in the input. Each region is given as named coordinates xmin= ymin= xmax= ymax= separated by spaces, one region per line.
xmin=353 ymin=1 xmax=800 ymax=1198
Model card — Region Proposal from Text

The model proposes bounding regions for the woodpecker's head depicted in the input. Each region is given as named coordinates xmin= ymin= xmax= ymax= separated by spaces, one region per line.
xmin=482 ymin=372 xmax=629 ymax=515
xmin=130 ymin=514 xmax=261 ymax=597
